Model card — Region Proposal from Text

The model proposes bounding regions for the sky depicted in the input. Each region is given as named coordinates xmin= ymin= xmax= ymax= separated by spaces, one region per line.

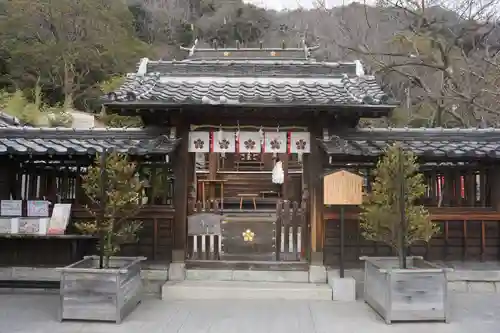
xmin=244 ymin=0 xmax=377 ymax=11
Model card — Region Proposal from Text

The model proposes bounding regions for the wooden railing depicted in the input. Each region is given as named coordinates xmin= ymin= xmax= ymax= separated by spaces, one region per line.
xmin=187 ymin=199 xmax=308 ymax=261
xmin=72 ymin=205 xmax=175 ymax=262
xmin=323 ymin=207 xmax=500 ymax=265
xmin=276 ymin=200 xmax=307 ymax=261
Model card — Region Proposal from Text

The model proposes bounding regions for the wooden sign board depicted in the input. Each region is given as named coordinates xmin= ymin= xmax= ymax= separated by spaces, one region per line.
xmin=323 ymin=170 xmax=363 ymax=206
xmin=0 ymin=218 xmax=13 ymax=234
xmin=48 ymin=203 xmax=72 ymax=235
xmin=1 ymin=200 xmax=22 ymax=216
xmin=27 ymin=200 xmax=49 ymax=217
xmin=17 ymin=218 xmax=49 ymax=235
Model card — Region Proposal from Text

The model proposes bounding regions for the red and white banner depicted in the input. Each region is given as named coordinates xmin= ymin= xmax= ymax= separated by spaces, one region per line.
xmin=188 ymin=131 xmax=210 ymax=153
xmin=289 ymin=132 xmax=311 ymax=154
xmin=212 ymin=130 xmax=236 ymax=153
xmin=264 ymin=131 xmax=287 ymax=154
xmin=238 ymin=131 xmax=262 ymax=154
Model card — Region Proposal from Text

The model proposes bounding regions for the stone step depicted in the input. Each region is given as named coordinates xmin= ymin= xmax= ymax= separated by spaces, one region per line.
xmin=161 ymin=280 xmax=332 ymax=300
xmin=186 ymin=268 xmax=309 ymax=282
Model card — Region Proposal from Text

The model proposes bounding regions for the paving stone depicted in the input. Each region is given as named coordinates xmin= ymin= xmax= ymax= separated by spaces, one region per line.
xmin=168 ymin=262 xmax=185 ymax=281
xmin=468 ymin=282 xmax=496 ymax=293
xmin=0 ymin=293 xmax=499 ymax=333
xmin=162 ymin=280 xmax=332 ymax=301
xmin=309 ymin=265 xmax=327 ymax=283
xmin=448 ymin=270 xmax=500 ymax=282
xmin=185 ymin=269 xmax=233 ymax=281
xmin=448 ymin=281 xmax=468 ymax=293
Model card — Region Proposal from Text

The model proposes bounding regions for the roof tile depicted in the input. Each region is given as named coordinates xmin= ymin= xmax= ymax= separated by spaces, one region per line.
xmin=0 ymin=127 xmax=178 ymax=156
xmin=106 ymin=72 xmax=391 ymax=106
xmin=321 ymin=127 xmax=500 ymax=159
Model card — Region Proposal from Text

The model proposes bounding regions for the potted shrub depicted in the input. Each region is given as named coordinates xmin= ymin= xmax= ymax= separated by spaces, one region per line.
xmin=57 ymin=151 xmax=146 ymax=323
xmin=360 ymin=143 xmax=451 ymax=324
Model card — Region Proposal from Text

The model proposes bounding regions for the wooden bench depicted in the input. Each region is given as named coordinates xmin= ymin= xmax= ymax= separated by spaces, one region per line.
xmin=237 ymin=193 xmax=258 ymax=210
xmin=260 ymin=190 xmax=279 ymax=198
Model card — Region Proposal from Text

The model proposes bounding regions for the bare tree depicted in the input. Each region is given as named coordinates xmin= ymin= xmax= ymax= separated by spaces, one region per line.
xmin=313 ymin=0 xmax=500 ymax=127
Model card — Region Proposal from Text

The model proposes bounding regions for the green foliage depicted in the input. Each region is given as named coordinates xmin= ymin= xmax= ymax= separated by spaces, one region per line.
xmin=46 ymin=106 xmax=73 ymax=127
xmin=0 ymin=90 xmax=9 ymax=109
xmin=196 ymin=0 xmax=271 ymax=45
xmin=76 ymin=152 xmax=145 ymax=268
xmin=98 ymin=113 xmax=143 ymax=128
xmin=360 ymin=143 xmax=439 ymax=254
xmin=0 ymin=0 xmax=150 ymax=107
xmin=4 ymin=89 xmax=42 ymax=125
xmin=98 ymin=76 xmax=142 ymax=127
xmin=1 ymin=86 xmax=73 ymax=127
xmin=100 ymin=76 xmax=127 ymax=94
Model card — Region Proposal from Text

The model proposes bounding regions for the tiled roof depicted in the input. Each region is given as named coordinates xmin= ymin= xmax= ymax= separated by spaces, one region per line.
xmin=0 ymin=127 xmax=178 ymax=156
xmin=103 ymin=53 xmax=396 ymax=108
xmin=321 ymin=127 xmax=500 ymax=159
xmin=0 ymin=111 xmax=21 ymax=127
xmin=105 ymin=71 xmax=391 ymax=107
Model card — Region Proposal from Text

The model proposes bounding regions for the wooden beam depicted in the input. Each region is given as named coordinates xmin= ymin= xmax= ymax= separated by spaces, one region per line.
xmin=172 ymin=124 xmax=190 ymax=262
xmin=308 ymin=125 xmax=325 ymax=264
xmin=208 ymin=153 xmax=218 ymax=200
xmin=280 ymin=153 xmax=289 ymax=200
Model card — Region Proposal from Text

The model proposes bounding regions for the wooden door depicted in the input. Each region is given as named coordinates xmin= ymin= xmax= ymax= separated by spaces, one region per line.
xmin=221 ymin=214 xmax=276 ymax=261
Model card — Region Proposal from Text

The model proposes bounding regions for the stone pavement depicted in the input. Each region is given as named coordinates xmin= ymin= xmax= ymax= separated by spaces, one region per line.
xmin=0 ymin=292 xmax=499 ymax=333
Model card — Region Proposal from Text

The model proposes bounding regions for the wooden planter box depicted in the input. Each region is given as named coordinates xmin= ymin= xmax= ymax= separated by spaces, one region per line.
xmin=361 ymin=256 xmax=451 ymax=324
xmin=57 ymin=255 xmax=146 ymax=323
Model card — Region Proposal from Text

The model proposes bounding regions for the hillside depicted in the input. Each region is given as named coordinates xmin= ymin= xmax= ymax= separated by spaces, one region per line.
xmin=1 ymin=0 xmax=499 ymax=127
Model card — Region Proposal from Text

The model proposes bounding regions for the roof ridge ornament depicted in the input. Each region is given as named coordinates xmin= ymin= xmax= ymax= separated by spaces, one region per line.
xmin=137 ymin=58 xmax=149 ymax=76
xmin=180 ymin=38 xmax=199 ymax=56
xmin=302 ymin=39 xmax=309 ymax=60
xmin=354 ymin=60 xmax=365 ymax=76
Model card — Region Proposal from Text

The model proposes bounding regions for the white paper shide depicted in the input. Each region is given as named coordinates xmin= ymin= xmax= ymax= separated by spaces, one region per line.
xmin=272 ymin=160 xmax=284 ymax=184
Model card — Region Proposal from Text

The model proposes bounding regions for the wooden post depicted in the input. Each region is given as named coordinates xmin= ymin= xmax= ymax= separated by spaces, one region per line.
xmin=339 ymin=206 xmax=345 ymax=277
xmin=280 ymin=153 xmax=289 ymax=200
xmin=489 ymin=165 xmax=500 ymax=211
xmin=98 ymin=150 xmax=108 ymax=269
xmin=173 ymin=124 xmax=190 ymax=262
xmin=0 ymin=159 xmax=15 ymax=199
xmin=398 ymin=147 xmax=407 ymax=269
xmin=308 ymin=126 xmax=325 ymax=264
xmin=208 ymin=153 xmax=218 ymax=201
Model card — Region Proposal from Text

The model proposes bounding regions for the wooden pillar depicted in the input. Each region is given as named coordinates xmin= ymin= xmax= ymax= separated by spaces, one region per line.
xmin=208 ymin=153 xmax=218 ymax=200
xmin=280 ymin=153 xmax=289 ymax=200
xmin=308 ymin=125 xmax=325 ymax=265
xmin=489 ymin=164 xmax=500 ymax=211
xmin=172 ymin=123 xmax=191 ymax=262
xmin=0 ymin=159 xmax=15 ymax=199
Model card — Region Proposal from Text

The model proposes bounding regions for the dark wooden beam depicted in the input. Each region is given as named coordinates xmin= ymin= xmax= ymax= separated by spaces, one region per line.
xmin=308 ymin=121 xmax=325 ymax=264
xmin=172 ymin=122 xmax=190 ymax=262
xmin=280 ymin=153 xmax=289 ymax=200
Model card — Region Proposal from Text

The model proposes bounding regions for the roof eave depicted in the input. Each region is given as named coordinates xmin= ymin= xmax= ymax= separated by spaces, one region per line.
xmin=103 ymin=100 xmax=398 ymax=110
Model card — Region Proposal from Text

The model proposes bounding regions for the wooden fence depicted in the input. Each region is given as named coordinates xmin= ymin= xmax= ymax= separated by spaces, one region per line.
xmin=276 ymin=200 xmax=307 ymax=261
xmin=324 ymin=207 xmax=500 ymax=267
xmin=0 ymin=205 xmax=174 ymax=267
xmin=186 ymin=199 xmax=308 ymax=261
